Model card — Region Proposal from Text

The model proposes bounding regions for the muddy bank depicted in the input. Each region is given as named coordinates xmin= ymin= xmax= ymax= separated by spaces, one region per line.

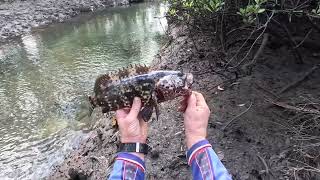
xmin=0 ymin=0 xmax=129 ymax=42
xmin=50 ymin=19 xmax=320 ymax=180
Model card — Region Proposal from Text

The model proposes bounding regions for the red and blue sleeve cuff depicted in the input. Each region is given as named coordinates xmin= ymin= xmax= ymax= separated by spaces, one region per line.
xmin=186 ymin=139 xmax=212 ymax=165
xmin=116 ymin=152 xmax=146 ymax=172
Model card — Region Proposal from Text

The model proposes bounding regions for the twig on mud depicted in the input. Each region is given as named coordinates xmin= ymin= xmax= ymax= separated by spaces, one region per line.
xmin=111 ymin=131 xmax=119 ymax=140
xmin=254 ymin=82 xmax=279 ymax=99
xmin=207 ymin=78 xmax=237 ymax=91
xmin=278 ymin=65 xmax=319 ymax=95
xmin=294 ymin=29 xmax=313 ymax=49
xmin=257 ymin=154 xmax=270 ymax=175
xmin=267 ymin=100 xmax=320 ymax=115
xmin=226 ymin=27 xmax=252 ymax=36
xmin=288 ymin=158 xmax=320 ymax=173
xmin=174 ymin=131 xmax=183 ymax=136
xmin=242 ymin=33 xmax=269 ymax=71
xmin=222 ymin=102 xmax=253 ymax=130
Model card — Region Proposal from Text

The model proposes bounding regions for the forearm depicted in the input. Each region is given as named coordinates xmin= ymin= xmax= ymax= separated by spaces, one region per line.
xmin=187 ymin=139 xmax=232 ymax=180
xmin=108 ymin=153 xmax=145 ymax=180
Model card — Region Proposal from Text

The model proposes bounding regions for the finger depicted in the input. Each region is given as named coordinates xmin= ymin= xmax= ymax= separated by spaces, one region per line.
xmin=140 ymin=120 xmax=148 ymax=135
xmin=128 ymin=97 xmax=142 ymax=118
xmin=193 ymin=91 xmax=207 ymax=107
xmin=116 ymin=108 xmax=130 ymax=119
xmin=186 ymin=92 xmax=197 ymax=109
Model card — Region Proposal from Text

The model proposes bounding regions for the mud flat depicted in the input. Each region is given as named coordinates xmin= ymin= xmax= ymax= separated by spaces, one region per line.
xmin=0 ymin=0 xmax=129 ymax=43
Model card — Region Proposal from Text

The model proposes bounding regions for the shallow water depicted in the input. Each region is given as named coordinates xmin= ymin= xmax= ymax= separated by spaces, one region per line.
xmin=0 ymin=3 xmax=167 ymax=179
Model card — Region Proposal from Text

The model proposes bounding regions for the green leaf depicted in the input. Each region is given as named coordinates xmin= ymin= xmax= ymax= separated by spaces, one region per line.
xmin=258 ymin=8 xmax=265 ymax=13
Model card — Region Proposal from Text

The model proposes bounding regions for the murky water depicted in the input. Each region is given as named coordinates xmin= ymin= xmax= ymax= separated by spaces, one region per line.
xmin=0 ymin=3 xmax=167 ymax=179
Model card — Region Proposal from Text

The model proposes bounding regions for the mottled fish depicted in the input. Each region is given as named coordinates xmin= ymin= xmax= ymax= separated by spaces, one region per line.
xmin=89 ymin=64 xmax=193 ymax=121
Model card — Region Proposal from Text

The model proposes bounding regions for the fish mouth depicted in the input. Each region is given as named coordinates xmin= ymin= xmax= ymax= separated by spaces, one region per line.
xmin=184 ymin=73 xmax=193 ymax=89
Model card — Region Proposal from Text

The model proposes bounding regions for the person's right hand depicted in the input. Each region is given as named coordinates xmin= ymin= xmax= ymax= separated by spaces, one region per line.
xmin=179 ymin=91 xmax=211 ymax=149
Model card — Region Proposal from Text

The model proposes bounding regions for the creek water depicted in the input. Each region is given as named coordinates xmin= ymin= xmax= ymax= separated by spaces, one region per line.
xmin=0 ymin=2 xmax=167 ymax=179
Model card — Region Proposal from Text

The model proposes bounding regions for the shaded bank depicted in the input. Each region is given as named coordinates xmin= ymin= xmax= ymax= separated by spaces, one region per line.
xmin=0 ymin=0 xmax=129 ymax=43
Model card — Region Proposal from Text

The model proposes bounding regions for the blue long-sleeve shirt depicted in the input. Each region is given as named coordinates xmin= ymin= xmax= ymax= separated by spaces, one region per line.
xmin=108 ymin=139 xmax=232 ymax=180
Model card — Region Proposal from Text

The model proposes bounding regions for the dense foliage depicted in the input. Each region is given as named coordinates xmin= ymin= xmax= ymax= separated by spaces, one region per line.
xmin=168 ymin=0 xmax=320 ymax=24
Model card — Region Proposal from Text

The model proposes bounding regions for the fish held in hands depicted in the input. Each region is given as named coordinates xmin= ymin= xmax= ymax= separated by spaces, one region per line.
xmin=89 ymin=65 xmax=193 ymax=121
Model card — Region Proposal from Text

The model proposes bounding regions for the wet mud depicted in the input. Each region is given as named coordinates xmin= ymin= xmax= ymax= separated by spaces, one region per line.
xmin=0 ymin=0 xmax=129 ymax=42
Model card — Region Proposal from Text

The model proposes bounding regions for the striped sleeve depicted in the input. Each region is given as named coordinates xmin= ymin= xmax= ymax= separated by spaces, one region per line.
xmin=108 ymin=153 xmax=145 ymax=180
xmin=186 ymin=139 xmax=232 ymax=180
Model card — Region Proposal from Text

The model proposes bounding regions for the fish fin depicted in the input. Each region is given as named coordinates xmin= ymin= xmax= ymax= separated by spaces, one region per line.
xmin=94 ymin=74 xmax=111 ymax=95
xmin=117 ymin=67 xmax=130 ymax=80
xmin=111 ymin=116 xmax=118 ymax=128
xmin=97 ymin=64 xmax=150 ymax=83
xmin=139 ymin=106 xmax=154 ymax=122
xmin=134 ymin=64 xmax=150 ymax=75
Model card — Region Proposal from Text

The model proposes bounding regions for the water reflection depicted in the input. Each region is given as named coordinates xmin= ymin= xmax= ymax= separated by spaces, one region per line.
xmin=21 ymin=35 xmax=41 ymax=65
xmin=0 ymin=2 xmax=167 ymax=179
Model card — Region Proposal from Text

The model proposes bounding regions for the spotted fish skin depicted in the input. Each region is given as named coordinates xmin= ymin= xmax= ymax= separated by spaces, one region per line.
xmin=89 ymin=65 xmax=193 ymax=121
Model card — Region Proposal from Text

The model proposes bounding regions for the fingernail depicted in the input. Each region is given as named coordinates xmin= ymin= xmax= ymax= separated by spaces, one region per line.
xmin=134 ymin=97 xmax=140 ymax=102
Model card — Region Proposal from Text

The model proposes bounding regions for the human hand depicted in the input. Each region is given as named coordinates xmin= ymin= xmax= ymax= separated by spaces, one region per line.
xmin=179 ymin=91 xmax=210 ymax=149
xmin=116 ymin=97 xmax=148 ymax=158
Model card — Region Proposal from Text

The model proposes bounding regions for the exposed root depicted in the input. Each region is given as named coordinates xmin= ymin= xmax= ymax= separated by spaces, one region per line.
xmin=268 ymin=100 xmax=320 ymax=115
xmin=278 ymin=65 xmax=320 ymax=95
xmin=242 ymin=33 xmax=269 ymax=73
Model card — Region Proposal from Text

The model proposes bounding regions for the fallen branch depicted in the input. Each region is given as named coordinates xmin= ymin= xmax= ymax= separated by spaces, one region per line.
xmin=267 ymin=100 xmax=320 ymax=115
xmin=278 ymin=65 xmax=319 ymax=94
xmin=242 ymin=33 xmax=269 ymax=71
xmin=223 ymin=102 xmax=253 ymax=130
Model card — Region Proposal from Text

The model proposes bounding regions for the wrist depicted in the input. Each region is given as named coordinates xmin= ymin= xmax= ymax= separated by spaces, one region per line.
xmin=129 ymin=152 xmax=145 ymax=160
xmin=120 ymin=136 xmax=147 ymax=143
xmin=186 ymin=136 xmax=206 ymax=149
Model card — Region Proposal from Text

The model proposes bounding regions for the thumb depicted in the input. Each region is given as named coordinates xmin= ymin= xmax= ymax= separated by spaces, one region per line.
xmin=187 ymin=92 xmax=197 ymax=109
xmin=128 ymin=97 xmax=142 ymax=118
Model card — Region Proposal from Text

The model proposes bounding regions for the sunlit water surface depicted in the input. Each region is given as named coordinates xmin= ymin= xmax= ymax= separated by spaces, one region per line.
xmin=0 ymin=3 xmax=167 ymax=179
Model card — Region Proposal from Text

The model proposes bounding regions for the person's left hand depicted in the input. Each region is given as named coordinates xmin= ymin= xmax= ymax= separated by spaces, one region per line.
xmin=116 ymin=97 xmax=148 ymax=144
